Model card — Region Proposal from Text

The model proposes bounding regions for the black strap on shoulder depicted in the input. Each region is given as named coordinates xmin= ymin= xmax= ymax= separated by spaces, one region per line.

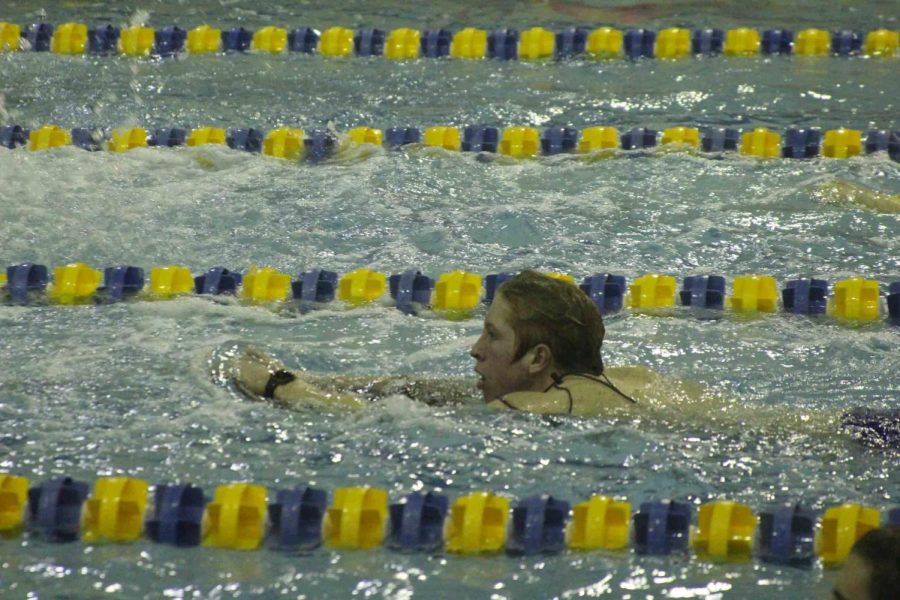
xmin=545 ymin=373 xmax=575 ymax=414
xmin=264 ymin=369 xmax=297 ymax=399
xmin=550 ymin=371 xmax=638 ymax=405
xmin=592 ymin=372 xmax=638 ymax=404
xmin=496 ymin=396 xmax=520 ymax=410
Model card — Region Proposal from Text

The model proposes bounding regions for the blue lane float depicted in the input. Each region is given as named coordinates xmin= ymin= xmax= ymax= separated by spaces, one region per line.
xmin=624 ymin=28 xmax=656 ymax=58
xmin=890 ymin=508 xmax=900 ymax=526
xmin=680 ymin=275 xmax=726 ymax=310
xmin=831 ymin=30 xmax=863 ymax=56
xmin=761 ymin=29 xmax=794 ymax=55
xmin=782 ymin=279 xmax=828 ymax=315
xmin=555 ymin=27 xmax=589 ymax=58
xmin=304 ymin=129 xmax=337 ymax=161
xmin=71 ymin=128 xmax=102 ymax=151
xmin=541 ymin=127 xmax=579 ymax=155
xmin=354 ymin=28 xmax=385 ymax=57
xmin=620 ymin=127 xmax=658 ymax=150
xmin=88 ymin=24 xmax=120 ymax=54
xmin=758 ymin=504 xmax=816 ymax=566
xmin=150 ymin=128 xmax=187 ymax=147
xmin=0 ymin=125 xmax=27 ymax=149
xmin=580 ymin=273 xmax=627 ymax=315
xmin=487 ymin=28 xmax=519 ymax=60
xmin=154 ymin=26 xmax=186 ymax=57
xmin=484 ymin=272 xmax=516 ymax=305
xmin=421 ymin=29 xmax=452 ymax=58
xmin=291 ymin=269 xmax=338 ymax=304
xmin=782 ymin=128 xmax=822 ymax=159
xmin=268 ymin=486 xmax=327 ymax=551
xmin=888 ymin=282 xmax=900 ymax=324
xmin=288 ymin=27 xmax=319 ymax=54
xmin=701 ymin=127 xmax=740 ymax=152
xmin=864 ymin=130 xmax=900 ymax=155
xmin=386 ymin=492 xmax=448 ymax=553
xmin=633 ymin=500 xmax=692 ymax=555
xmin=461 ymin=126 xmax=500 ymax=153
xmin=385 ymin=127 xmax=421 ymax=149
xmin=145 ymin=484 xmax=206 ymax=547
xmin=389 ymin=270 xmax=434 ymax=315
xmin=27 ymin=477 xmax=89 ymax=542
xmin=99 ymin=266 xmax=145 ymax=302
xmin=692 ymin=28 xmax=724 ymax=55
xmin=5 ymin=263 xmax=49 ymax=304
xmin=23 ymin=23 xmax=54 ymax=52
xmin=222 ymin=27 xmax=252 ymax=52
xmin=194 ymin=267 xmax=242 ymax=295
xmin=507 ymin=494 xmax=570 ymax=556
xmin=226 ymin=128 xmax=263 ymax=152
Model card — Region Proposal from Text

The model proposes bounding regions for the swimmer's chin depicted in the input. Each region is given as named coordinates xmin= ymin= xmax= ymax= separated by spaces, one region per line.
xmin=475 ymin=376 xmax=491 ymax=402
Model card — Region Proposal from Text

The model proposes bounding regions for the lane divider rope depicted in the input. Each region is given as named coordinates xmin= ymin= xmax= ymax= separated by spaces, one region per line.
xmin=0 ymin=23 xmax=897 ymax=60
xmin=3 ymin=264 xmax=899 ymax=324
xmin=1 ymin=473 xmax=898 ymax=564
xmin=3 ymin=124 xmax=899 ymax=161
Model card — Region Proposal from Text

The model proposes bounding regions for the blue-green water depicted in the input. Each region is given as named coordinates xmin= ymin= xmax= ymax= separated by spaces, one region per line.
xmin=1 ymin=1 xmax=898 ymax=598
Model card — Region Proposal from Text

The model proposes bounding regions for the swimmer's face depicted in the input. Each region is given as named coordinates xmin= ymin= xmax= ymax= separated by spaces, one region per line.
xmin=470 ymin=294 xmax=535 ymax=402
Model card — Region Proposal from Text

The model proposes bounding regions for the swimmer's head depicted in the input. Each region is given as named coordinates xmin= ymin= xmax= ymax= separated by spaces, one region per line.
xmin=498 ymin=271 xmax=605 ymax=374
xmin=470 ymin=271 xmax=604 ymax=401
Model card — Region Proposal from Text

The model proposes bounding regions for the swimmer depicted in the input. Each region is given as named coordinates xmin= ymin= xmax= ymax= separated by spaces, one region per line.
xmin=228 ymin=271 xmax=899 ymax=446
xmin=230 ymin=271 xmax=704 ymax=416
xmin=812 ymin=179 xmax=900 ymax=214
xmin=831 ymin=526 xmax=900 ymax=600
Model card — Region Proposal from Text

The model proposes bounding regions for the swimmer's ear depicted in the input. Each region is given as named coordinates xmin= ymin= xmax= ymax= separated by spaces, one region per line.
xmin=526 ymin=343 xmax=553 ymax=374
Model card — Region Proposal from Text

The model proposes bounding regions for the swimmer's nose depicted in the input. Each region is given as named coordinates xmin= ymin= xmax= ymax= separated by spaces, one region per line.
xmin=469 ymin=337 xmax=483 ymax=360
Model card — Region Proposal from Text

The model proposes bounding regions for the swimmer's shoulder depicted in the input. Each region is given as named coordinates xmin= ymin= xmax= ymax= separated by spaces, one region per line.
xmin=602 ymin=365 xmax=661 ymax=393
xmin=603 ymin=364 xmax=659 ymax=380
xmin=562 ymin=374 xmax=642 ymax=416
xmin=488 ymin=389 xmax=572 ymax=414
xmin=490 ymin=372 xmax=646 ymax=417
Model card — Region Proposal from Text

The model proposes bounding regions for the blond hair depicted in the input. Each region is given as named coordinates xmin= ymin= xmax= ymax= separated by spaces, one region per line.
xmin=497 ymin=271 xmax=605 ymax=374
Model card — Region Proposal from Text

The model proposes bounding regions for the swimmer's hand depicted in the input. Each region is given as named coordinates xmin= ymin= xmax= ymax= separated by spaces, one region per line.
xmin=231 ymin=348 xmax=365 ymax=410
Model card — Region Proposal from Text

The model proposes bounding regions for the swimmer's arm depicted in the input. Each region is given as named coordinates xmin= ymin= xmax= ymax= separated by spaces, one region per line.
xmin=235 ymin=359 xmax=472 ymax=409
xmin=269 ymin=374 xmax=366 ymax=410
xmin=303 ymin=374 xmax=476 ymax=406
xmin=231 ymin=351 xmax=365 ymax=409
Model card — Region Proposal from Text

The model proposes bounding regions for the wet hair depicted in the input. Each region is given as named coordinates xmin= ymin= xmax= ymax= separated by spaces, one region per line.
xmin=496 ymin=271 xmax=605 ymax=375
xmin=850 ymin=526 xmax=900 ymax=600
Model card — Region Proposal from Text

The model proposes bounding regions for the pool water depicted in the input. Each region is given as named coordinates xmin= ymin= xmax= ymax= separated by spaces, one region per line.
xmin=1 ymin=1 xmax=898 ymax=598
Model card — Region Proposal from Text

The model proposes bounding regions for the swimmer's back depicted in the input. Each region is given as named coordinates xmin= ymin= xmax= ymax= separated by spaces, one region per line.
xmin=489 ymin=365 xmax=711 ymax=417
xmin=489 ymin=366 xmax=657 ymax=416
